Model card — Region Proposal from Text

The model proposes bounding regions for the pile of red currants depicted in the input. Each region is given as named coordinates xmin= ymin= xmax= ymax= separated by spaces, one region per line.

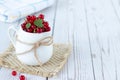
xmin=21 ymin=14 xmax=51 ymax=33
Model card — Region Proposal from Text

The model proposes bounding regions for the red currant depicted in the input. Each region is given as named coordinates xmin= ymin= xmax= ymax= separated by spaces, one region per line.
xmin=31 ymin=15 xmax=36 ymax=21
xmin=21 ymin=22 xmax=27 ymax=29
xmin=27 ymin=28 xmax=33 ymax=33
xmin=23 ymin=29 xmax=27 ymax=32
xmin=43 ymin=21 xmax=49 ymax=27
xmin=36 ymin=28 xmax=42 ymax=33
xmin=26 ymin=15 xmax=31 ymax=21
xmin=42 ymin=28 xmax=46 ymax=32
xmin=31 ymin=25 xmax=36 ymax=29
xmin=23 ymin=22 xmax=27 ymax=25
xmin=39 ymin=14 xmax=44 ymax=19
xmin=29 ymin=20 xmax=34 ymax=24
xmin=21 ymin=25 xmax=25 ymax=29
xmin=19 ymin=75 xmax=25 ymax=80
xmin=45 ymin=27 xmax=51 ymax=32
xmin=21 ymin=23 xmax=25 ymax=27
xmin=11 ymin=71 xmax=17 ymax=76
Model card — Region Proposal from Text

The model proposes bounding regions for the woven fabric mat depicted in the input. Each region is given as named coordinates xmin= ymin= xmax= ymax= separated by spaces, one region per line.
xmin=0 ymin=44 xmax=72 ymax=78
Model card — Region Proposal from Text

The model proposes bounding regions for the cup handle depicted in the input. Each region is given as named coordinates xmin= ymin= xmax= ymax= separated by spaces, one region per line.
xmin=8 ymin=26 xmax=17 ymax=47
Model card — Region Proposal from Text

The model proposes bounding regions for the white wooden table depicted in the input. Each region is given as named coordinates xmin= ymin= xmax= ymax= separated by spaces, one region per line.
xmin=0 ymin=0 xmax=120 ymax=80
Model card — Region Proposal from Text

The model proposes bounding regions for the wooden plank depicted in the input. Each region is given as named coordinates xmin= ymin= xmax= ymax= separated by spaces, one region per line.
xmin=49 ymin=0 xmax=95 ymax=80
xmin=0 ymin=22 xmax=16 ymax=53
xmin=107 ymin=0 xmax=120 ymax=80
xmin=110 ymin=0 xmax=120 ymax=22
xmin=84 ymin=0 xmax=120 ymax=80
xmin=83 ymin=0 xmax=104 ymax=80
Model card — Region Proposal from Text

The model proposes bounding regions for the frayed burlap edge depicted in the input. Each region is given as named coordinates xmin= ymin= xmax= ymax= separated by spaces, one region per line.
xmin=0 ymin=43 xmax=72 ymax=78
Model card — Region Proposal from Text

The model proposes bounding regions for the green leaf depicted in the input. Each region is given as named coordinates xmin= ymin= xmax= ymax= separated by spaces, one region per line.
xmin=34 ymin=19 xmax=43 ymax=28
xmin=26 ymin=23 xmax=31 ymax=29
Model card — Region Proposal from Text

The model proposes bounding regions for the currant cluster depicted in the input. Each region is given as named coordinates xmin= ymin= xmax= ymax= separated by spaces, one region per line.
xmin=21 ymin=14 xmax=51 ymax=33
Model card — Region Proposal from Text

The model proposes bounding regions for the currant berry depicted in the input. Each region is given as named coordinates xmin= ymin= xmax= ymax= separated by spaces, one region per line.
xmin=26 ymin=15 xmax=31 ymax=21
xmin=19 ymin=75 xmax=25 ymax=80
xmin=43 ymin=22 xmax=49 ymax=27
xmin=21 ymin=23 xmax=25 ymax=27
xmin=36 ymin=28 xmax=42 ymax=33
xmin=31 ymin=25 xmax=36 ymax=29
xmin=39 ymin=14 xmax=44 ymax=19
xmin=42 ymin=28 xmax=46 ymax=32
xmin=27 ymin=28 xmax=33 ymax=33
xmin=23 ymin=29 xmax=27 ymax=32
xmin=45 ymin=27 xmax=51 ymax=32
xmin=21 ymin=22 xmax=27 ymax=29
xmin=11 ymin=71 xmax=17 ymax=76
xmin=31 ymin=15 xmax=36 ymax=21
xmin=29 ymin=20 xmax=34 ymax=24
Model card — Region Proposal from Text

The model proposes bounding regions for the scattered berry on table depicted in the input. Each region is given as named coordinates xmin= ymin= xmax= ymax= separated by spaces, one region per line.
xmin=11 ymin=71 xmax=17 ymax=76
xmin=19 ymin=75 xmax=25 ymax=80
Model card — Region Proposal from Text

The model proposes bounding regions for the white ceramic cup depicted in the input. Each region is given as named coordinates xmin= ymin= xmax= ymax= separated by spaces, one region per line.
xmin=8 ymin=26 xmax=53 ymax=65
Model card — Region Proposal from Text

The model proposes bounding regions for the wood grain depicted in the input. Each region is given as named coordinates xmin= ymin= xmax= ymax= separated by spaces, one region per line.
xmin=84 ymin=0 xmax=120 ymax=80
xmin=49 ymin=0 xmax=95 ymax=79
xmin=1 ymin=0 xmax=120 ymax=80
xmin=49 ymin=0 xmax=120 ymax=80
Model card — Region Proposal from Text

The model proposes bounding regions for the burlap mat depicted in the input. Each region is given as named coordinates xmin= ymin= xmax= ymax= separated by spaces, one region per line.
xmin=0 ymin=44 xmax=72 ymax=77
